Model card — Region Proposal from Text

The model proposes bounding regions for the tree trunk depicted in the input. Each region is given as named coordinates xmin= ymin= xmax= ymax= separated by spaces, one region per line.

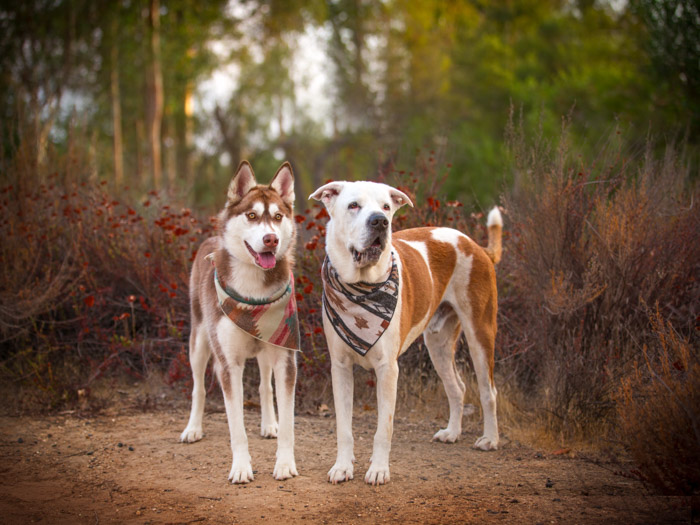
xmin=147 ymin=0 xmax=163 ymax=189
xmin=110 ymin=18 xmax=124 ymax=187
xmin=180 ymin=83 xmax=195 ymax=189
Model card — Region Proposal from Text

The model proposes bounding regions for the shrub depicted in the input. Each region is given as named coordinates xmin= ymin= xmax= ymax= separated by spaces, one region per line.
xmin=0 ymin=158 xmax=209 ymax=407
xmin=615 ymin=307 xmax=700 ymax=498
xmin=499 ymin=113 xmax=700 ymax=438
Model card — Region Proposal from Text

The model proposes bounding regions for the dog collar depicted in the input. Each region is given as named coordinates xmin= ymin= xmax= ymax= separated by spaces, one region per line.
xmin=321 ymin=254 xmax=399 ymax=356
xmin=208 ymin=254 xmax=300 ymax=352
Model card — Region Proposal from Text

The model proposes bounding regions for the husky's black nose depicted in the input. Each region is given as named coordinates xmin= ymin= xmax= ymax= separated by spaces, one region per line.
xmin=368 ymin=213 xmax=389 ymax=230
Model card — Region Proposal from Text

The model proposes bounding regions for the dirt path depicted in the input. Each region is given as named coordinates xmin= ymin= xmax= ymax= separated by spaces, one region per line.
xmin=0 ymin=395 xmax=690 ymax=524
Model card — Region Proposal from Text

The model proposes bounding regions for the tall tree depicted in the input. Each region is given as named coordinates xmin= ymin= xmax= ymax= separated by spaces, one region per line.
xmin=631 ymin=0 xmax=700 ymax=136
xmin=110 ymin=14 xmax=124 ymax=186
xmin=147 ymin=0 xmax=164 ymax=189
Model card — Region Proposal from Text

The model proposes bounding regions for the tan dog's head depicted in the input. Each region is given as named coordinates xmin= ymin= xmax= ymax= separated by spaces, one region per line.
xmin=220 ymin=161 xmax=296 ymax=270
xmin=310 ymin=181 xmax=412 ymax=280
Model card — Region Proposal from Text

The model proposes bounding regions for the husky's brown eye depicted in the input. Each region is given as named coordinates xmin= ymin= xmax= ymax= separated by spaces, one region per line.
xmin=348 ymin=202 xmax=359 ymax=210
xmin=247 ymin=212 xmax=257 ymax=220
xmin=383 ymin=203 xmax=390 ymax=211
xmin=274 ymin=213 xmax=283 ymax=221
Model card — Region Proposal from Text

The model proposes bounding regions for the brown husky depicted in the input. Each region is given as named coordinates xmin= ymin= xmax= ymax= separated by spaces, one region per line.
xmin=180 ymin=161 xmax=299 ymax=483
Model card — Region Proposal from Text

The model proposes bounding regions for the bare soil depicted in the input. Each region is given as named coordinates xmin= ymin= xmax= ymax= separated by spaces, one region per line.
xmin=0 ymin=388 xmax=691 ymax=525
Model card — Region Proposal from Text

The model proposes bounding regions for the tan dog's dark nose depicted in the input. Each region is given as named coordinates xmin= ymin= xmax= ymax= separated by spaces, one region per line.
xmin=263 ymin=233 xmax=279 ymax=248
xmin=368 ymin=213 xmax=388 ymax=230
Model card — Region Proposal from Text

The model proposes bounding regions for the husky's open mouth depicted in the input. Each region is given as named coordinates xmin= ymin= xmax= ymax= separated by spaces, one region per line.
xmin=350 ymin=236 xmax=384 ymax=265
xmin=245 ymin=242 xmax=276 ymax=269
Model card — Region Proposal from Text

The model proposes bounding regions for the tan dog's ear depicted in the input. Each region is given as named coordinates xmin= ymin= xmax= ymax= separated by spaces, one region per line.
xmin=389 ymin=187 xmax=413 ymax=209
xmin=270 ymin=162 xmax=295 ymax=206
xmin=309 ymin=181 xmax=346 ymax=208
xmin=227 ymin=161 xmax=257 ymax=204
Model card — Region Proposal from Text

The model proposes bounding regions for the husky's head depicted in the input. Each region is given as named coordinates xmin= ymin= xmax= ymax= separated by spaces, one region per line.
xmin=310 ymin=181 xmax=412 ymax=278
xmin=220 ymin=161 xmax=295 ymax=270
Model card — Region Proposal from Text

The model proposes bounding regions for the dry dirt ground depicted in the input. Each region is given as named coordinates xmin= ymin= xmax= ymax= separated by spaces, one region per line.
xmin=0 ymin=388 xmax=692 ymax=525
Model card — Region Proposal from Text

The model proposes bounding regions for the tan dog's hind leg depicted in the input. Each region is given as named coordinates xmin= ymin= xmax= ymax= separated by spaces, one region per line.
xmin=425 ymin=306 xmax=466 ymax=443
xmin=180 ymin=327 xmax=211 ymax=443
xmin=458 ymin=308 xmax=499 ymax=450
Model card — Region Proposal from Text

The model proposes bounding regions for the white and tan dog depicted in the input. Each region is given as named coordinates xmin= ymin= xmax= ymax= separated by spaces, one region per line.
xmin=310 ymin=180 xmax=502 ymax=485
xmin=180 ymin=161 xmax=299 ymax=484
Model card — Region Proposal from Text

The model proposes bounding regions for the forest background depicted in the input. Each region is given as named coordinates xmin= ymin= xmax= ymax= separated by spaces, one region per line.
xmin=1 ymin=0 xmax=698 ymax=501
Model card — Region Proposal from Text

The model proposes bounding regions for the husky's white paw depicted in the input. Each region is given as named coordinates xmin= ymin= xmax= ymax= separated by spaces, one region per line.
xmin=228 ymin=459 xmax=254 ymax=484
xmin=432 ymin=428 xmax=460 ymax=443
xmin=364 ymin=463 xmax=390 ymax=485
xmin=473 ymin=435 xmax=499 ymax=451
xmin=273 ymin=455 xmax=298 ymax=481
xmin=328 ymin=461 xmax=354 ymax=484
xmin=180 ymin=426 xmax=203 ymax=443
xmin=260 ymin=421 xmax=279 ymax=439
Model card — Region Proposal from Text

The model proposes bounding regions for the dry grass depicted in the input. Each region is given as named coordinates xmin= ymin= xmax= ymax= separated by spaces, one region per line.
xmin=497 ymin=113 xmax=699 ymax=443
xmin=615 ymin=307 xmax=700 ymax=498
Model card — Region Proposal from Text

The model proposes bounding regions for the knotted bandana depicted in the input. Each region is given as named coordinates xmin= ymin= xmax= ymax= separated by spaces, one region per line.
xmin=321 ymin=254 xmax=399 ymax=356
xmin=208 ymin=254 xmax=300 ymax=351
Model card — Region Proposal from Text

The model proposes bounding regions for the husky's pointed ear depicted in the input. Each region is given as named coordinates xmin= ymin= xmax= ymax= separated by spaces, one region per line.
xmin=269 ymin=162 xmax=295 ymax=206
xmin=227 ymin=161 xmax=257 ymax=204
xmin=389 ymin=187 xmax=413 ymax=209
xmin=309 ymin=182 xmax=345 ymax=209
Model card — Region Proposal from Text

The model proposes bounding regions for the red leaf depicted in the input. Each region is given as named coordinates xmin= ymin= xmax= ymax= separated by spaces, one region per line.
xmin=84 ymin=295 xmax=95 ymax=308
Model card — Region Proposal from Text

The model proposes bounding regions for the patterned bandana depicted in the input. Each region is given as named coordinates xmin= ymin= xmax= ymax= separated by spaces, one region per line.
xmin=208 ymin=254 xmax=300 ymax=351
xmin=321 ymin=254 xmax=399 ymax=356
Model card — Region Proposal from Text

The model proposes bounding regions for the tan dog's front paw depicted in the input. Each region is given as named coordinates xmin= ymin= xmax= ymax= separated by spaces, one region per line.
xmin=273 ymin=456 xmax=298 ymax=480
xmin=328 ymin=462 xmax=354 ymax=484
xmin=364 ymin=463 xmax=390 ymax=485
xmin=180 ymin=426 xmax=203 ymax=443
xmin=229 ymin=460 xmax=254 ymax=484
xmin=432 ymin=428 xmax=460 ymax=443
xmin=473 ymin=435 xmax=499 ymax=451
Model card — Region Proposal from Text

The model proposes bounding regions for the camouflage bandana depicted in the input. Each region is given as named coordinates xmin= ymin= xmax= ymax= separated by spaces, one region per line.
xmin=321 ymin=254 xmax=399 ymax=356
xmin=207 ymin=254 xmax=300 ymax=352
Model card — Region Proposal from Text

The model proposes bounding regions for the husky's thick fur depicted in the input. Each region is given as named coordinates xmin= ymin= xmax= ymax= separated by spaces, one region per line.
xmin=310 ymin=180 xmax=503 ymax=485
xmin=181 ymin=161 xmax=298 ymax=484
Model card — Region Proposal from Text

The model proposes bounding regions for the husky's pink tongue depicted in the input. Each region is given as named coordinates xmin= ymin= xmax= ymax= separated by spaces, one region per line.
xmin=257 ymin=252 xmax=276 ymax=269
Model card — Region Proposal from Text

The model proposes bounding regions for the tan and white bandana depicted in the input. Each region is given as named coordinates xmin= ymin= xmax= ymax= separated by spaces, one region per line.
xmin=321 ymin=255 xmax=399 ymax=356
xmin=208 ymin=254 xmax=300 ymax=351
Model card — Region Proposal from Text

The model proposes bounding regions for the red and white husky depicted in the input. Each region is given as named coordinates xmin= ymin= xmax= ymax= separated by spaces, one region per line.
xmin=180 ymin=161 xmax=299 ymax=483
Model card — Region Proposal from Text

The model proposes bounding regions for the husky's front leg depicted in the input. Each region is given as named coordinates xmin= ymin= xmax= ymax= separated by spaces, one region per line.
xmin=328 ymin=355 xmax=355 ymax=484
xmin=272 ymin=350 xmax=298 ymax=480
xmin=220 ymin=358 xmax=254 ymax=484
xmin=257 ymin=354 xmax=278 ymax=438
xmin=180 ymin=328 xmax=211 ymax=443
xmin=365 ymin=360 xmax=399 ymax=485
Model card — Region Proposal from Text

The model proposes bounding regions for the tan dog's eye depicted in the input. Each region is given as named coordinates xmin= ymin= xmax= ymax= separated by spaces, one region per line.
xmin=348 ymin=202 xmax=359 ymax=210
xmin=274 ymin=213 xmax=283 ymax=221
xmin=247 ymin=212 xmax=256 ymax=220
xmin=383 ymin=204 xmax=390 ymax=211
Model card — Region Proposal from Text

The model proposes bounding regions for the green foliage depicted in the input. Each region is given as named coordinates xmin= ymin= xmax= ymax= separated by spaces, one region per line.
xmin=2 ymin=0 xmax=698 ymax=209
